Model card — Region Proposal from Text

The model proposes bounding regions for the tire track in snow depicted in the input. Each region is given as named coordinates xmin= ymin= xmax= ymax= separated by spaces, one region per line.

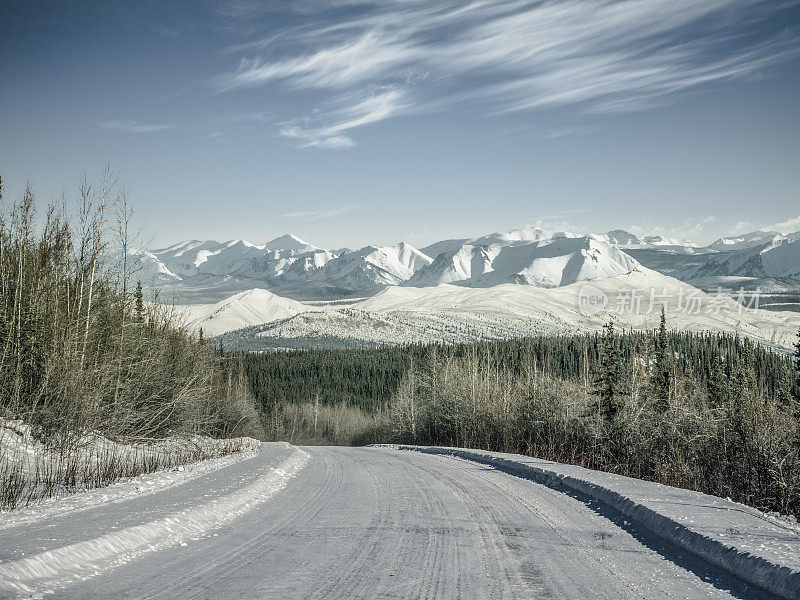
xmin=0 ymin=444 xmax=310 ymax=597
xmin=402 ymin=452 xmax=528 ymax=599
xmin=144 ymin=449 xmax=345 ymax=599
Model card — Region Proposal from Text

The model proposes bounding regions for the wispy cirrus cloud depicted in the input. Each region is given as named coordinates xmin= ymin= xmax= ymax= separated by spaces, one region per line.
xmin=202 ymin=112 xmax=272 ymax=140
xmin=99 ymin=120 xmax=172 ymax=133
xmin=216 ymin=0 xmax=798 ymax=148
xmin=218 ymin=32 xmax=421 ymax=92
xmin=280 ymin=205 xmax=358 ymax=219
xmin=279 ymin=88 xmax=408 ymax=148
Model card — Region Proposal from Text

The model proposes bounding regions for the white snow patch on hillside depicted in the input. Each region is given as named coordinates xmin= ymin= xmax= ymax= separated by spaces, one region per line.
xmin=306 ymin=243 xmax=432 ymax=288
xmin=473 ymin=225 xmax=580 ymax=246
xmin=263 ymin=233 xmax=319 ymax=253
xmin=186 ymin=288 xmax=308 ymax=337
xmin=0 ymin=428 xmax=261 ymax=530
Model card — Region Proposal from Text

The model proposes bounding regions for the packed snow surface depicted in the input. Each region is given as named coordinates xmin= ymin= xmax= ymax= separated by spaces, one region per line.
xmin=394 ymin=446 xmax=800 ymax=600
xmin=2 ymin=445 xmax=796 ymax=598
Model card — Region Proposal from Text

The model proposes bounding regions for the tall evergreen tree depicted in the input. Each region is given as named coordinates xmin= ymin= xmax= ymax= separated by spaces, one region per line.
xmin=794 ymin=327 xmax=800 ymax=403
xmin=133 ymin=280 xmax=144 ymax=323
xmin=707 ymin=353 xmax=726 ymax=407
xmin=651 ymin=307 xmax=671 ymax=410
xmin=731 ymin=338 xmax=757 ymax=400
xmin=594 ymin=322 xmax=622 ymax=422
xmin=776 ymin=361 xmax=794 ymax=407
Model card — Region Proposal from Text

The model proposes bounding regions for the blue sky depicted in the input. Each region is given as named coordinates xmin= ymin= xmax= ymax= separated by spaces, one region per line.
xmin=1 ymin=0 xmax=799 ymax=249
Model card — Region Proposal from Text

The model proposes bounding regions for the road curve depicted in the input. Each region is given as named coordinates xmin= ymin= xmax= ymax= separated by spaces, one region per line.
xmin=2 ymin=445 xmax=779 ymax=599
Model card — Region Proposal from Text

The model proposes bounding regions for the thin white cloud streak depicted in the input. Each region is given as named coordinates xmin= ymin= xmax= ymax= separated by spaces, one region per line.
xmin=201 ymin=112 xmax=272 ymax=139
xmin=280 ymin=205 xmax=358 ymax=219
xmin=279 ymin=88 xmax=408 ymax=148
xmin=98 ymin=120 xmax=172 ymax=133
xmin=543 ymin=125 xmax=605 ymax=139
xmin=219 ymin=32 xmax=422 ymax=92
xmin=217 ymin=0 xmax=798 ymax=147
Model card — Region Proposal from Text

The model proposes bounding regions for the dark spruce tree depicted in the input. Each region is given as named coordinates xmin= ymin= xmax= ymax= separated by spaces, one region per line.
xmin=134 ymin=280 xmax=144 ymax=323
xmin=731 ymin=337 xmax=757 ymax=397
xmin=794 ymin=327 xmax=800 ymax=403
xmin=775 ymin=361 xmax=794 ymax=407
xmin=707 ymin=353 xmax=726 ymax=407
xmin=651 ymin=307 xmax=671 ymax=411
xmin=594 ymin=322 xmax=623 ymax=422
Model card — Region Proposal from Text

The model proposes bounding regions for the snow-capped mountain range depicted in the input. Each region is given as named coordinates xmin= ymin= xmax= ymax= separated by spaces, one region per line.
xmin=189 ymin=269 xmax=800 ymax=352
xmin=138 ymin=225 xmax=800 ymax=304
xmin=406 ymin=237 xmax=638 ymax=287
xmin=691 ymin=234 xmax=800 ymax=280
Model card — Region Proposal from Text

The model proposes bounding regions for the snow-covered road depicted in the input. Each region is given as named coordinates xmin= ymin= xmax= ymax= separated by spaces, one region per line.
xmin=0 ymin=445 xmax=785 ymax=599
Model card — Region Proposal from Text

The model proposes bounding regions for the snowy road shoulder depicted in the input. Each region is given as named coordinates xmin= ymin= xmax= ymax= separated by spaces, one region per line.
xmin=0 ymin=439 xmax=262 ymax=532
xmin=390 ymin=445 xmax=800 ymax=600
xmin=0 ymin=442 xmax=310 ymax=598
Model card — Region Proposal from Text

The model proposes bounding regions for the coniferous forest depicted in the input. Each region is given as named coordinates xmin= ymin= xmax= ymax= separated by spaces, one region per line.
xmin=242 ymin=321 xmax=800 ymax=518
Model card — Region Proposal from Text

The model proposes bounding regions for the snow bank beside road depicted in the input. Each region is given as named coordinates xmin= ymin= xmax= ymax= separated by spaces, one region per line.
xmin=0 ymin=442 xmax=309 ymax=597
xmin=0 ymin=418 xmax=261 ymax=510
xmin=394 ymin=445 xmax=800 ymax=600
xmin=0 ymin=441 xmax=261 ymax=531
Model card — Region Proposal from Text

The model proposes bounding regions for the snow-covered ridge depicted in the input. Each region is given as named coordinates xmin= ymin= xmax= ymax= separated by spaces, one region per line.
xmin=406 ymin=237 xmax=639 ymax=288
xmin=706 ymin=230 xmax=794 ymax=252
xmin=208 ymin=269 xmax=800 ymax=350
xmin=692 ymin=238 xmax=800 ymax=280
xmin=135 ymin=235 xmax=433 ymax=293
xmin=180 ymin=288 xmax=308 ymax=337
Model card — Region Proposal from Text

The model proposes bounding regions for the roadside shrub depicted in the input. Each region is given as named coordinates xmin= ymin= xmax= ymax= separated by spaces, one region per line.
xmin=0 ymin=173 xmax=262 ymax=456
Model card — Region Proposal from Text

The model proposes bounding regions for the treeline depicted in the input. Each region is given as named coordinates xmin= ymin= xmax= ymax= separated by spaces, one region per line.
xmin=0 ymin=173 xmax=262 ymax=443
xmin=243 ymin=325 xmax=798 ymax=413
xmin=243 ymin=318 xmax=800 ymax=517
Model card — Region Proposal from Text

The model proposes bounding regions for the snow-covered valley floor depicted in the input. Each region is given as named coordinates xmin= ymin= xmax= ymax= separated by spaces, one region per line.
xmin=1 ymin=444 xmax=798 ymax=599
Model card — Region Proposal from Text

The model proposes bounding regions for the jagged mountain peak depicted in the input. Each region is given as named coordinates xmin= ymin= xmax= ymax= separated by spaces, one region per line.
xmin=263 ymin=234 xmax=319 ymax=252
